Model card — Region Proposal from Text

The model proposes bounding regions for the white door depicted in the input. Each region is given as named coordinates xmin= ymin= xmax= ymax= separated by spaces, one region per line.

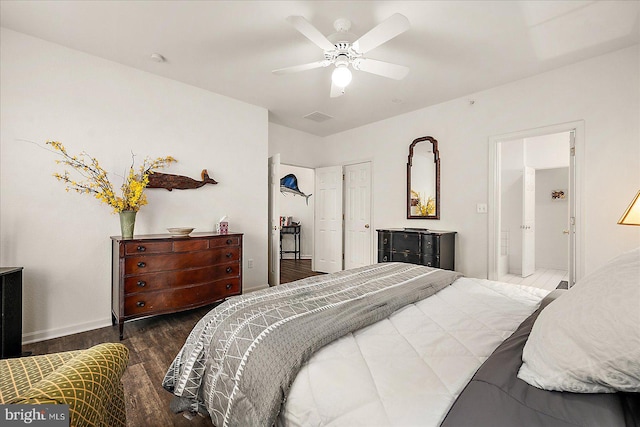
xmin=522 ymin=166 xmax=536 ymax=277
xmin=314 ymin=165 xmax=343 ymax=273
xmin=268 ymin=154 xmax=280 ymax=286
xmin=344 ymin=162 xmax=372 ymax=269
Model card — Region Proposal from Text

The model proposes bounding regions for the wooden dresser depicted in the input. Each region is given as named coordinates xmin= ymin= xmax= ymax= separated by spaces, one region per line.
xmin=377 ymin=228 xmax=456 ymax=271
xmin=111 ymin=232 xmax=242 ymax=339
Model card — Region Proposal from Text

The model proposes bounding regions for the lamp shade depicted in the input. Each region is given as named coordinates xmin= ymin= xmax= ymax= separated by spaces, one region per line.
xmin=617 ymin=190 xmax=640 ymax=225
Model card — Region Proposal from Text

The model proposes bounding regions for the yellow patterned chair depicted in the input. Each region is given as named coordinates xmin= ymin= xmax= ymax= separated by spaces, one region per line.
xmin=0 ymin=342 xmax=129 ymax=427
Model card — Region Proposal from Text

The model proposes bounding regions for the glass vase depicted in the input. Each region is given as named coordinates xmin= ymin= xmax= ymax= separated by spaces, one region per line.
xmin=119 ymin=210 xmax=137 ymax=239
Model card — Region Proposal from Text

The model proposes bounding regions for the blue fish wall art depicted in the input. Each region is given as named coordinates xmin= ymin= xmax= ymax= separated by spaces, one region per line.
xmin=280 ymin=174 xmax=312 ymax=205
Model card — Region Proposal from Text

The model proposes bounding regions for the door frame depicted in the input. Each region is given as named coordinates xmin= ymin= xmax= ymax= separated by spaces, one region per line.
xmin=268 ymin=154 xmax=280 ymax=286
xmin=488 ymin=121 xmax=584 ymax=285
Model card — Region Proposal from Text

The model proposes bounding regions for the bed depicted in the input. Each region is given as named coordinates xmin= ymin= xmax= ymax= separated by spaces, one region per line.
xmin=163 ymin=249 xmax=640 ymax=427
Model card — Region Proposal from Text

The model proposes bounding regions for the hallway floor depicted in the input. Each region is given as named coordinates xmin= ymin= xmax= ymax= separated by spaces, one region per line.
xmin=499 ymin=268 xmax=568 ymax=291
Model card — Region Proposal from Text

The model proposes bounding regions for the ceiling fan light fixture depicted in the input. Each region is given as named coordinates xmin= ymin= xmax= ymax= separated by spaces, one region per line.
xmin=332 ymin=65 xmax=352 ymax=87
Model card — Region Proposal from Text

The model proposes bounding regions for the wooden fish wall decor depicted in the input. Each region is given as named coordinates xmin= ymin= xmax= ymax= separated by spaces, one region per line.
xmin=147 ymin=169 xmax=218 ymax=191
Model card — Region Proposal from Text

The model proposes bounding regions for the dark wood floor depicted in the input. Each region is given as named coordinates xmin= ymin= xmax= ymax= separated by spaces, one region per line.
xmin=22 ymin=259 xmax=322 ymax=427
xmin=280 ymin=258 xmax=324 ymax=284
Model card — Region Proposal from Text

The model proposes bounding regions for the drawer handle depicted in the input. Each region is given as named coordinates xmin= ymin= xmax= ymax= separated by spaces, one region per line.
xmin=136 ymin=301 xmax=145 ymax=307
xmin=136 ymin=246 xmax=146 ymax=252
xmin=137 ymin=281 xmax=146 ymax=287
xmin=226 ymin=252 xmax=233 ymax=258
xmin=383 ymin=238 xmax=388 ymax=244
xmin=226 ymin=239 xmax=233 ymax=245
xmin=137 ymin=262 xmax=146 ymax=268
xmin=226 ymin=267 xmax=233 ymax=273
xmin=383 ymin=256 xmax=388 ymax=262
xmin=226 ymin=283 xmax=232 ymax=290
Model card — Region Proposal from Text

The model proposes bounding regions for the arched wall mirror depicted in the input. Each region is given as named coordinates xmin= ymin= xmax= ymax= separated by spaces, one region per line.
xmin=407 ymin=136 xmax=440 ymax=219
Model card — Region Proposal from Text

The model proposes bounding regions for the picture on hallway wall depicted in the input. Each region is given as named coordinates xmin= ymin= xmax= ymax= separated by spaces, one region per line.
xmin=551 ymin=189 xmax=566 ymax=201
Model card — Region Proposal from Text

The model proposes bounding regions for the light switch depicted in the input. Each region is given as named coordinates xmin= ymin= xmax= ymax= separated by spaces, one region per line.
xmin=477 ymin=203 xmax=488 ymax=214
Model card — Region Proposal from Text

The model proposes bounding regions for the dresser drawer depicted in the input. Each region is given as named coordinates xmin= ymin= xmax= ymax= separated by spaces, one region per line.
xmin=173 ymin=239 xmax=209 ymax=252
xmin=377 ymin=232 xmax=392 ymax=252
xmin=123 ymin=262 xmax=240 ymax=294
xmin=421 ymin=255 xmax=441 ymax=268
xmin=391 ymin=251 xmax=421 ymax=264
xmin=125 ymin=241 xmax=172 ymax=255
xmin=392 ymin=233 xmax=421 ymax=254
xmin=124 ymin=278 xmax=241 ymax=316
xmin=210 ymin=236 xmax=241 ymax=248
xmin=124 ymin=247 xmax=241 ymax=274
xmin=421 ymin=235 xmax=441 ymax=255
xmin=378 ymin=251 xmax=390 ymax=263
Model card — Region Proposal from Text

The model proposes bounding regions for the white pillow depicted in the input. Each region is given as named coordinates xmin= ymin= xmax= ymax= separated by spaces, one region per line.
xmin=517 ymin=247 xmax=640 ymax=393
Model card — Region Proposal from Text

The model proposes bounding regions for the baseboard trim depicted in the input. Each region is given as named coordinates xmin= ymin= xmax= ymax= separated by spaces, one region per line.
xmin=22 ymin=318 xmax=113 ymax=345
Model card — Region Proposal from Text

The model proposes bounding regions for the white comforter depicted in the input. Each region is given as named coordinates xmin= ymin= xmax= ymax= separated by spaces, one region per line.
xmin=278 ymin=277 xmax=548 ymax=427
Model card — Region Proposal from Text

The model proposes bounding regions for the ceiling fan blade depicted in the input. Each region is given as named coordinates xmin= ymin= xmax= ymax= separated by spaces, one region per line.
xmin=286 ymin=16 xmax=336 ymax=51
xmin=330 ymin=81 xmax=345 ymax=98
xmin=272 ymin=61 xmax=329 ymax=75
xmin=354 ymin=58 xmax=410 ymax=80
xmin=352 ymin=13 xmax=410 ymax=54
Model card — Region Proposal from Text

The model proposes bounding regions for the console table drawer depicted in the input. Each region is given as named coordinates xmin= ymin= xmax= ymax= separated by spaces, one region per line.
xmin=124 ymin=278 xmax=241 ymax=316
xmin=123 ymin=262 xmax=240 ymax=294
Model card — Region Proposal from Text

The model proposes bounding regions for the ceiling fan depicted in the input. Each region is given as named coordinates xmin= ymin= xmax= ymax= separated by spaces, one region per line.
xmin=273 ymin=14 xmax=410 ymax=98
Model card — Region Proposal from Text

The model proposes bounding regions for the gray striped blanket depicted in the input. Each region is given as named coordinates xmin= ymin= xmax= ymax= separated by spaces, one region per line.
xmin=163 ymin=262 xmax=462 ymax=427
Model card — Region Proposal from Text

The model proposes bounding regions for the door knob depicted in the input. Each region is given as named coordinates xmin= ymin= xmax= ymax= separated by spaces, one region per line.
xmin=563 ymin=230 xmax=570 ymax=234
xmin=364 ymin=224 xmax=370 ymax=229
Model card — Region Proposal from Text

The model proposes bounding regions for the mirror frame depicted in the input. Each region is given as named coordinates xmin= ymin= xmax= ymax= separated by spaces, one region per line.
xmin=407 ymin=136 xmax=440 ymax=220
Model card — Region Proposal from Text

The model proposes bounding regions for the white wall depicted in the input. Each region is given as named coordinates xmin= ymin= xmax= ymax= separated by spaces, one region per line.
xmin=525 ymin=133 xmax=570 ymax=169
xmin=536 ymin=168 xmax=570 ymax=270
xmin=321 ymin=45 xmax=640 ymax=279
xmin=279 ymin=164 xmax=314 ymax=258
xmin=0 ymin=29 xmax=269 ymax=342
xmin=268 ymin=123 xmax=327 ymax=168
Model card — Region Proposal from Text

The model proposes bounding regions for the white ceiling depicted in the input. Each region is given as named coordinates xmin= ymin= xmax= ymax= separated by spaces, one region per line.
xmin=1 ymin=1 xmax=638 ymax=137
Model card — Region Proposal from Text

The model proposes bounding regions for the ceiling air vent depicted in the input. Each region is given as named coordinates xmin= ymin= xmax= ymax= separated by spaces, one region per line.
xmin=304 ymin=111 xmax=333 ymax=122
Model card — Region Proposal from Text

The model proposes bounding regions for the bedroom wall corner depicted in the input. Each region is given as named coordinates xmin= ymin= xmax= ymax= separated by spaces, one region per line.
xmin=0 ymin=28 xmax=269 ymax=342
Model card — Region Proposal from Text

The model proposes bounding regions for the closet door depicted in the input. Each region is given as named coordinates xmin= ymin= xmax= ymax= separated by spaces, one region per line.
xmin=344 ymin=162 xmax=372 ymax=270
xmin=314 ymin=166 xmax=343 ymax=273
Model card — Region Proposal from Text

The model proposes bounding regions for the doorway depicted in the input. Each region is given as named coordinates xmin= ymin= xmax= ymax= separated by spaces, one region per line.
xmin=279 ymin=164 xmax=316 ymax=283
xmin=489 ymin=122 xmax=584 ymax=288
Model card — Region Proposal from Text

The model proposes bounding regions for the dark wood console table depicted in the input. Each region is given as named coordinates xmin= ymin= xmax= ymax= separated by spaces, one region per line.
xmin=280 ymin=225 xmax=301 ymax=260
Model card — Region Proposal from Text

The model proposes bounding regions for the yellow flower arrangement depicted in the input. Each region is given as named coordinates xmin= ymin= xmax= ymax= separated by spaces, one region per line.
xmin=47 ymin=140 xmax=176 ymax=213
